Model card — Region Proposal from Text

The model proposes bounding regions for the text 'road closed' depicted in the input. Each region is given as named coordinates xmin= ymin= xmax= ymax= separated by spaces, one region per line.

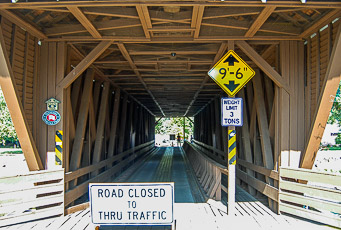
xmin=89 ymin=183 xmax=174 ymax=225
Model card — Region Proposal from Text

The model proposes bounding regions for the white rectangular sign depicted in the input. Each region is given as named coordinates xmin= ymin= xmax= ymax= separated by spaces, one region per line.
xmin=89 ymin=183 xmax=174 ymax=225
xmin=221 ymin=97 xmax=243 ymax=127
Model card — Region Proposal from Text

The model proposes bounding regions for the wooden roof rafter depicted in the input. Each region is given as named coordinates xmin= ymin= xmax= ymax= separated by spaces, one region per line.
xmin=67 ymin=6 xmax=102 ymax=38
xmin=245 ymin=6 xmax=276 ymax=37
xmin=0 ymin=9 xmax=47 ymax=39
xmin=70 ymin=43 xmax=156 ymax=117
xmin=117 ymin=43 xmax=165 ymax=116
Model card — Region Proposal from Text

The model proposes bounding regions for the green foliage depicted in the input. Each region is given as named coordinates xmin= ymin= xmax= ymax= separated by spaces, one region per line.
xmin=327 ymin=81 xmax=341 ymax=145
xmin=0 ymin=88 xmax=18 ymax=146
xmin=155 ymin=117 xmax=193 ymax=139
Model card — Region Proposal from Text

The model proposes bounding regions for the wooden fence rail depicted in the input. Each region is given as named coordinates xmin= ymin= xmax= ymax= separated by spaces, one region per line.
xmin=183 ymin=141 xmax=226 ymax=200
xmin=0 ymin=169 xmax=64 ymax=227
xmin=65 ymin=140 xmax=155 ymax=208
xmin=279 ymin=167 xmax=341 ymax=228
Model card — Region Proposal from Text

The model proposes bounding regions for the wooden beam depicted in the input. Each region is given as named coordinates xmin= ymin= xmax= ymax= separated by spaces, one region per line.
xmin=91 ymin=81 xmax=110 ymax=175
xmin=253 ymin=71 xmax=274 ymax=171
xmin=236 ymin=40 xmax=290 ymax=93
xmin=0 ymin=28 xmax=43 ymax=171
xmin=107 ymin=88 xmax=121 ymax=158
xmin=194 ymin=6 xmax=205 ymax=38
xmin=245 ymin=6 xmax=276 ymax=37
xmin=0 ymin=9 xmax=47 ymax=39
xmin=118 ymin=94 xmax=128 ymax=153
xmin=69 ymin=70 xmax=94 ymax=172
xmin=67 ymin=6 xmax=102 ymax=39
xmin=184 ymin=42 xmax=227 ymax=116
xmin=299 ymin=9 xmax=341 ymax=38
xmin=117 ymin=42 xmax=164 ymax=116
xmin=56 ymin=41 xmax=112 ymax=93
xmin=301 ymin=22 xmax=341 ymax=169
xmin=136 ymin=5 xmax=151 ymax=39
xmin=238 ymin=89 xmax=256 ymax=195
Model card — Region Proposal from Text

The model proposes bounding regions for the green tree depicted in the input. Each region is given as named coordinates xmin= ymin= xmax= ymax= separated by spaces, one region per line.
xmin=155 ymin=117 xmax=193 ymax=139
xmin=0 ymin=88 xmax=18 ymax=146
xmin=327 ymin=81 xmax=341 ymax=144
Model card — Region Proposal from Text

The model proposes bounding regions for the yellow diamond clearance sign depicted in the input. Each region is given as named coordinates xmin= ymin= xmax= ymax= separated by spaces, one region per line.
xmin=208 ymin=50 xmax=255 ymax=97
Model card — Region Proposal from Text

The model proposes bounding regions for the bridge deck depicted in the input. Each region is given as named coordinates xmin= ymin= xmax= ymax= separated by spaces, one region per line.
xmin=3 ymin=147 xmax=331 ymax=230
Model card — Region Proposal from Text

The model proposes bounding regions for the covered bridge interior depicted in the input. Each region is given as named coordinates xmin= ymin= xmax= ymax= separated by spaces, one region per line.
xmin=0 ymin=0 xmax=340 ymax=223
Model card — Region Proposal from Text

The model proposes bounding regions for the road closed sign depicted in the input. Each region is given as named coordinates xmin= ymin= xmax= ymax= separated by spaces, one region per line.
xmin=89 ymin=183 xmax=174 ymax=225
xmin=221 ymin=98 xmax=243 ymax=127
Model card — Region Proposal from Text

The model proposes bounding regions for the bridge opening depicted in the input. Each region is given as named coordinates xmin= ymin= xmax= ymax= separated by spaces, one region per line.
xmin=155 ymin=117 xmax=194 ymax=147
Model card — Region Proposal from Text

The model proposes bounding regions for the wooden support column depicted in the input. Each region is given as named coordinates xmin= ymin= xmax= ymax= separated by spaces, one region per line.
xmin=69 ymin=70 xmax=94 ymax=173
xmin=92 ymin=81 xmax=110 ymax=175
xmin=301 ymin=22 xmax=341 ymax=169
xmin=236 ymin=41 xmax=289 ymax=93
xmin=238 ymin=89 xmax=256 ymax=196
xmin=0 ymin=28 xmax=43 ymax=171
xmin=47 ymin=42 xmax=56 ymax=152
xmin=125 ymin=100 xmax=134 ymax=150
xmin=214 ymin=97 xmax=222 ymax=151
xmin=253 ymin=71 xmax=275 ymax=209
xmin=279 ymin=41 xmax=290 ymax=168
xmin=118 ymin=94 xmax=128 ymax=153
xmin=57 ymin=41 xmax=111 ymax=93
xmin=108 ymin=88 xmax=121 ymax=158
xmin=55 ymin=42 xmax=67 ymax=169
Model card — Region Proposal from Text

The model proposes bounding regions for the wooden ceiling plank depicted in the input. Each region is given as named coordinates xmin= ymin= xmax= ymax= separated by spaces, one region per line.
xmin=45 ymin=18 xmax=142 ymax=36
xmin=183 ymin=42 xmax=227 ymax=116
xmin=57 ymin=41 xmax=112 ymax=93
xmin=117 ymin=43 xmax=164 ymax=116
xmin=67 ymin=6 xmax=102 ymax=39
xmin=194 ymin=5 xmax=205 ymax=38
xmin=191 ymin=6 xmax=199 ymax=28
xmin=83 ymin=7 xmax=139 ymax=19
xmin=0 ymin=9 xmax=46 ymax=39
xmin=136 ymin=5 xmax=151 ymax=39
xmin=245 ymin=6 xmax=276 ymax=37
xmin=299 ymin=9 xmax=341 ymax=38
xmin=141 ymin=5 xmax=152 ymax=29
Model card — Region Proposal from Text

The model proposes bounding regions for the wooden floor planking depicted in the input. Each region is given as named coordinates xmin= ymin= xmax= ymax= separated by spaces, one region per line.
xmin=2 ymin=147 xmax=335 ymax=230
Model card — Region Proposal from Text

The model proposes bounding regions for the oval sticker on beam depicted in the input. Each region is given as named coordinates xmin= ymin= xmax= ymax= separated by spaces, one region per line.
xmin=208 ymin=50 xmax=255 ymax=97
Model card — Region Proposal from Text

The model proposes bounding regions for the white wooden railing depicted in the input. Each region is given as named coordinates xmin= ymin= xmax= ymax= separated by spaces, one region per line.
xmin=279 ymin=167 xmax=341 ymax=228
xmin=0 ymin=169 xmax=64 ymax=227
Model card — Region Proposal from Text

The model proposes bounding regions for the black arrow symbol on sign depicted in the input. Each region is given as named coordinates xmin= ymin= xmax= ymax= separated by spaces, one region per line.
xmin=224 ymin=81 xmax=240 ymax=92
xmin=224 ymin=54 xmax=239 ymax=66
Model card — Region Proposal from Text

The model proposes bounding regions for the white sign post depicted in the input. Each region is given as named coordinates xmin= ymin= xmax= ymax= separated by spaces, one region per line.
xmin=221 ymin=97 xmax=243 ymax=127
xmin=89 ymin=183 xmax=174 ymax=226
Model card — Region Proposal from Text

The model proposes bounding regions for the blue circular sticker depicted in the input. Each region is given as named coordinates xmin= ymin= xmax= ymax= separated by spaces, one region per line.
xmin=42 ymin=111 xmax=61 ymax=125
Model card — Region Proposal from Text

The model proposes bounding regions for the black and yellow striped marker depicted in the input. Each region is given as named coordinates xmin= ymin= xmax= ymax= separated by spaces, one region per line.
xmin=228 ymin=130 xmax=236 ymax=165
xmin=55 ymin=130 xmax=63 ymax=165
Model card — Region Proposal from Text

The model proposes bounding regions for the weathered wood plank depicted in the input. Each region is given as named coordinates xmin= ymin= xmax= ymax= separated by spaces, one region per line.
xmin=0 ymin=26 xmax=42 ymax=170
xmin=56 ymin=41 xmax=111 ymax=93
xmin=91 ymin=81 xmax=110 ymax=175
xmin=236 ymin=41 xmax=289 ymax=93
xmin=301 ymin=22 xmax=341 ymax=169
xmin=69 ymin=70 xmax=94 ymax=173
